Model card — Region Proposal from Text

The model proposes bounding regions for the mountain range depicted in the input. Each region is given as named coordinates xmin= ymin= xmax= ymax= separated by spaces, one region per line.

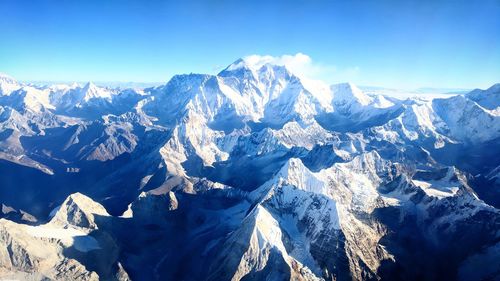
xmin=0 ymin=58 xmax=499 ymax=281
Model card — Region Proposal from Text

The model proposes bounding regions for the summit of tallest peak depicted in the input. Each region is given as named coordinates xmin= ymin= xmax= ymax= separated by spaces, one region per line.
xmin=218 ymin=56 xmax=294 ymax=80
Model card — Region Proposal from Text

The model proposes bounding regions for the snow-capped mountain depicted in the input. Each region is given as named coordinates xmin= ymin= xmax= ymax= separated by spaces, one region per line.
xmin=0 ymin=73 xmax=21 ymax=95
xmin=466 ymin=83 xmax=500 ymax=111
xmin=0 ymin=57 xmax=499 ymax=281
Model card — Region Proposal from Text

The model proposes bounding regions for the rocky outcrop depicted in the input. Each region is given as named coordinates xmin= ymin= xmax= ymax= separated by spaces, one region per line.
xmin=49 ymin=192 xmax=109 ymax=230
xmin=0 ymin=193 xmax=128 ymax=280
xmin=122 ymin=191 xmax=178 ymax=224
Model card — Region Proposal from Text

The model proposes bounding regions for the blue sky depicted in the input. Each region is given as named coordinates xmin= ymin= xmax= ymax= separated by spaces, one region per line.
xmin=0 ymin=0 xmax=499 ymax=89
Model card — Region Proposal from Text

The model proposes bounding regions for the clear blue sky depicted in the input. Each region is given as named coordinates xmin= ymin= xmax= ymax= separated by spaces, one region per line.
xmin=0 ymin=0 xmax=499 ymax=89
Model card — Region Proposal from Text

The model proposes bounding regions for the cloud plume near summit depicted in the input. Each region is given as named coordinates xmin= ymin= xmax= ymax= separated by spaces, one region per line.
xmin=229 ymin=53 xmax=359 ymax=84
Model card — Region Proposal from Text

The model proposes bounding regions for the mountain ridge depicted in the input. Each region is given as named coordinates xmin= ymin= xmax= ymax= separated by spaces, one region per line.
xmin=0 ymin=58 xmax=499 ymax=280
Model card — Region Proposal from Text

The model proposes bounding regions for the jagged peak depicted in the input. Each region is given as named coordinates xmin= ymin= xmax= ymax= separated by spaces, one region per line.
xmin=242 ymin=204 xmax=285 ymax=251
xmin=163 ymin=73 xmax=213 ymax=92
xmin=276 ymin=158 xmax=308 ymax=177
xmin=218 ymin=57 xmax=294 ymax=82
xmin=122 ymin=191 xmax=178 ymax=220
xmin=352 ymin=150 xmax=382 ymax=163
xmin=435 ymin=94 xmax=475 ymax=109
xmin=136 ymin=190 xmax=178 ymax=210
xmin=372 ymin=94 xmax=396 ymax=108
xmin=79 ymin=81 xmax=112 ymax=101
xmin=60 ymin=192 xmax=108 ymax=213
xmin=331 ymin=82 xmax=372 ymax=106
xmin=218 ymin=58 xmax=255 ymax=78
xmin=486 ymin=83 xmax=500 ymax=92
xmin=82 ymin=81 xmax=97 ymax=91
xmin=273 ymin=158 xmax=327 ymax=194
xmin=0 ymin=73 xmax=21 ymax=95
xmin=257 ymin=62 xmax=292 ymax=75
xmin=258 ymin=63 xmax=293 ymax=81
xmin=468 ymin=83 xmax=500 ymax=94
xmin=250 ymin=157 xmax=326 ymax=202
xmin=221 ymin=56 xmax=284 ymax=72
xmin=49 ymin=192 xmax=109 ymax=229
xmin=465 ymin=83 xmax=500 ymax=110
xmin=0 ymin=72 xmax=17 ymax=84
xmin=81 ymin=81 xmax=102 ymax=95
xmin=223 ymin=58 xmax=246 ymax=71
xmin=340 ymin=150 xmax=388 ymax=176
xmin=466 ymin=83 xmax=499 ymax=100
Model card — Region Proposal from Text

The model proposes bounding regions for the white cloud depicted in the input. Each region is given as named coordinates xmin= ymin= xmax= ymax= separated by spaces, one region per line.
xmin=235 ymin=53 xmax=359 ymax=84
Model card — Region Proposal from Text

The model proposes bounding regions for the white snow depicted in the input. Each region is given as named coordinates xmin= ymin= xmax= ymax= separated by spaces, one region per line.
xmin=332 ymin=82 xmax=373 ymax=107
xmin=412 ymin=179 xmax=459 ymax=199
xmin=25 ymin=225 xmax=101 ymax=252
xmin=253 ymin=205 xmax=287 ymax=252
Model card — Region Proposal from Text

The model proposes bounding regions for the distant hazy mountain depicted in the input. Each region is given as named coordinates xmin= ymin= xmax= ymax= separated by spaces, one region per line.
xmin=360 ymin=86 xmax=472 ymax=100
xmin=24 ymin=80 xmax=164 ymax=89
xmin=0 ymin=60 xmax=498 ymax=281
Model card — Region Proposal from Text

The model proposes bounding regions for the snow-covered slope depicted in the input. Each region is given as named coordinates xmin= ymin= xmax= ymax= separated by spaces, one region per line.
xmin=0 ymin=193 xmax=129 ymax=280
xmin=0 ymin=73 xmax=21 ymax=96
xmin=0 ymin=58 xmax=498 ymax=281
xmin=432 ymin=95 xmax=500 ymax=143
xmin=466 ymin=83 xmax=500 ymax=111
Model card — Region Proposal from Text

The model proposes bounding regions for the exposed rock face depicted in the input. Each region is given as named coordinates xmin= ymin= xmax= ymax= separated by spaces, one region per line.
xmin=0 ymin=204 xmax=37 ymax=224
xmin=49 ymin=192 xmax=109 ymax=229
xmin=122 ymin=191 xmax=178 ymax=224
xmin=203 ymin=153 xmax=499 ymax=280
xmin=0 ymin=193 xmax=128 ymax=281
xmin=0 ymin=59 xmax=499 ymax=280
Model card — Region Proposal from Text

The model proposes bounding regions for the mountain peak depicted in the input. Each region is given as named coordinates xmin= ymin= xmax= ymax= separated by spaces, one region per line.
xmin=223 ymin=56 xmax=278 ymax=72
xmin=257 ymin=63 xmax=292 ymax=79
xmin=49 ymin=192 xmax=109 ymax=229
xmin=81 ymin=81 xmax=97 ymax=93
xmin=83 ymin=81 xmax=96 ymax=88
xmin=218 ymin=57 xmax=293 ymax=81
xmin=274 ymin=158 xmax=327 ymax=194
xmin=80 ymin=81 xmax=112 ymax=101
xmin=224 ymin=58 xmax=247 ymax=70
xmin=331 ymin=82 xmax=372 ymax=106
xmin=0 ymin=73 xmax=17 ymax=84
xmin=0 ymin=73 xmax=21 ymax=95
xmin=466 ymin=82 xmax=500 ymax=110
xmin=486 ymin=83 xmax=500 ymax=92
xmin=218 ymin=58 xmax=254 ymax=77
